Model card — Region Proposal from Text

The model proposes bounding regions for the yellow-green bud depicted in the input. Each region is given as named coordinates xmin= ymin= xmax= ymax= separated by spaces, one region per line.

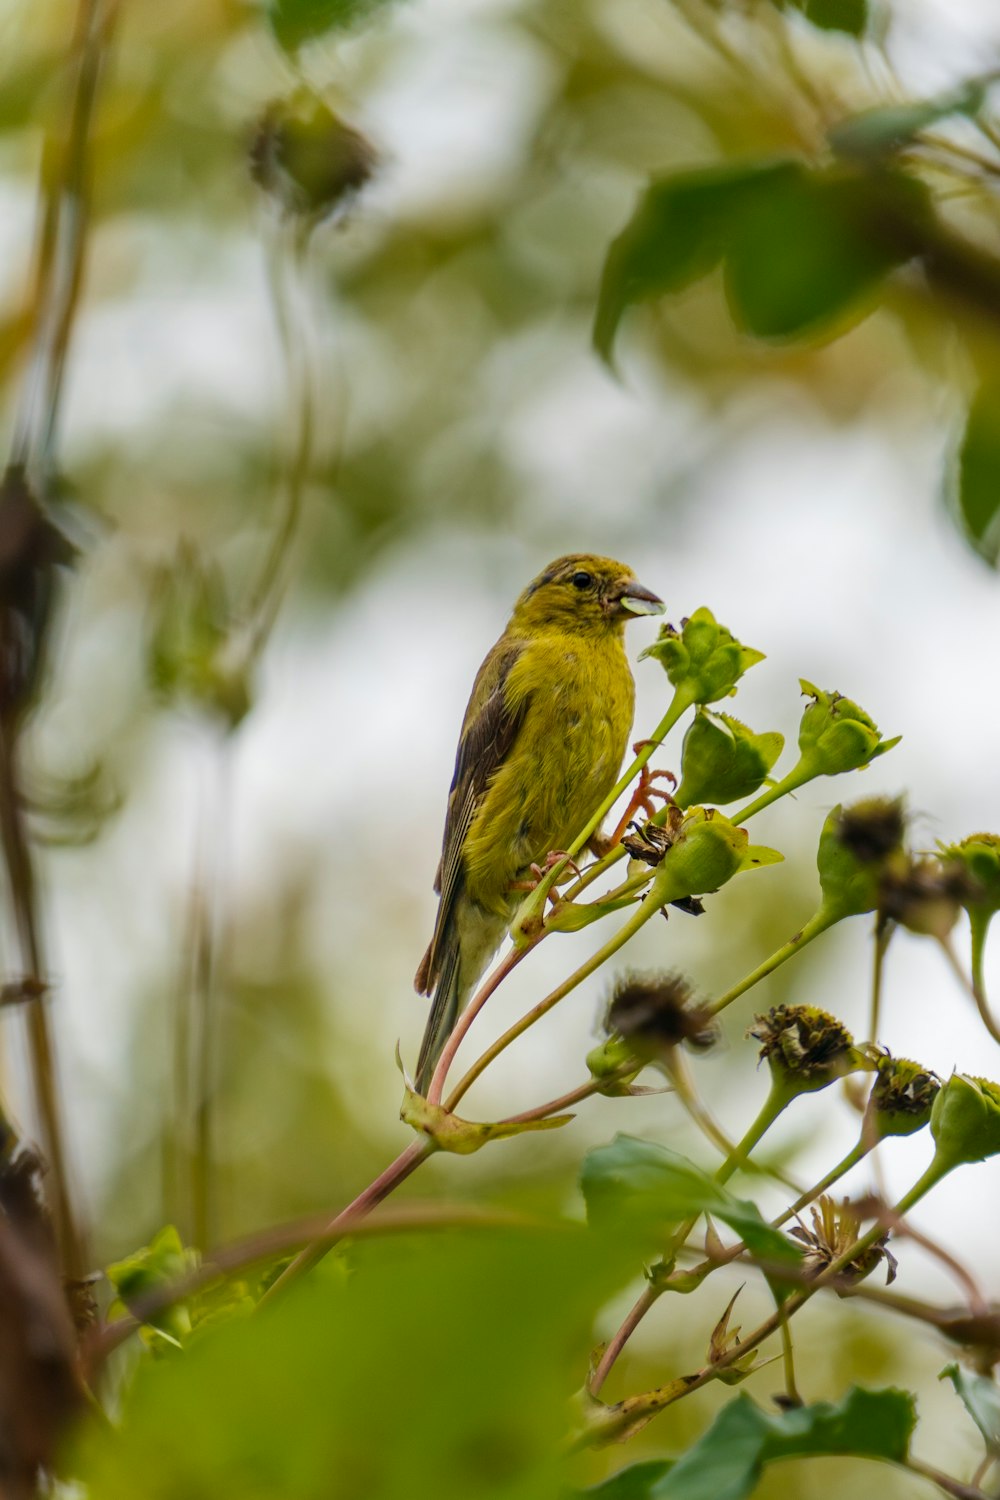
xmin=797 ymin=680 xmax=900 ymax=777
xmin=930 ymin=1073 xmax=1000 ymax=1174
xmin=250 ymin=95 xmax=376 ymax=223
xmin=641 ymin=607 xmax=765 ymax=706
xmin=865 ymin=1053 xmax=939 ymax=1139
xmin=816 ymin=799 xmax=905 ymax=921
xmin=939 ymin=834 xmax=1000 ymax=916
xmin=675 ymin=709 xmax=783 ymax=808
xmin=649 ymin=807 xmax=781 ymax=906
xmin=585 ymin=1037 xmax=643 ymax=1095
xmin=749 ymin=1004 xmax=870 ymax=1097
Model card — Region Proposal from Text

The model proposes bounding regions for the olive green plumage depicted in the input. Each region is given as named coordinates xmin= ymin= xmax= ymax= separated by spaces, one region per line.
xmin=414 ymin=554 xmax=664 ymax=1092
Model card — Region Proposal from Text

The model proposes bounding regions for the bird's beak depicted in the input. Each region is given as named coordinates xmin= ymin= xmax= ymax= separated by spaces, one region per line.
xmin=616 ymin=580 xmax=665 ymax=617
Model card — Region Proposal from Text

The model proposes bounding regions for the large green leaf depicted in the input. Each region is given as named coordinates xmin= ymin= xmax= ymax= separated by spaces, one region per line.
xmin=580 ymin=1388 xmax=915 ymax=1500
xmin=593 ymin=163 xmax=787 ymax=361
xmin=267 ymin=0 xmax=398 ymax=53
xmin=595 ymin=161 xmax=926 ymax=357
xmin=580 ymin=1135 xmax=800 ymax=1270
xmin=955 ymin=380 xmax=1000 ymax=567
xmin=793 ymin=0 xmax=867 ymax=36
xmin=941 ymin=1364 xmax=1000 ymax=1454
xmin=77 ymin=1229 xmax=634 ymax=1500
xmin=580 ymin=1460 xmax=673 ymax=1498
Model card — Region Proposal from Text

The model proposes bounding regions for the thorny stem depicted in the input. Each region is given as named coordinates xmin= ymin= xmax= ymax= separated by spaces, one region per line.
xmin=709 ymin=907 xmax=837 ymax=1016
xmin=445 ymin=882 xmax=670 ymax=1114
xmin=259 ymin=1138 xmax=434 ymax=1304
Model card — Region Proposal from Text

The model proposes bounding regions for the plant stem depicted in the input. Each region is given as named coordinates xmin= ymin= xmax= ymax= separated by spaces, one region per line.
xmin=730 ymin=763 xmax=815 ymax=825
xmin=259 ymin=1138 xmax=434 ymax=1304
xmin=778 ymin=1310 xmax=801 ymax=1406
xmin=773 ymin=1137 xmax=870 ymax=1228
xmin=588 ymin=1280 xmax=661 ymax=1396
xmin=709 ymin=907 xmax=837 ymax=1016
xmin=965 ymin=912 xmax=1000 ymax=1046
xmin=716 ymin=1082 xmax=792 ymax=1184
xmin=868 ymin=918 xmax=893 ymax=1043
xmin=500 ymin=1072 xmax=629 ymax=1126
xmin=445 ymin=882 xmax=669 ymax=1114
xmin=425 ymin=943 xmax=533 ymax=1106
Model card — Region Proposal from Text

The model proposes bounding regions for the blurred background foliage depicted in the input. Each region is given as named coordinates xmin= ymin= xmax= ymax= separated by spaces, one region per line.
xmin=5 ymin=0 xmax=1000 ymax=1492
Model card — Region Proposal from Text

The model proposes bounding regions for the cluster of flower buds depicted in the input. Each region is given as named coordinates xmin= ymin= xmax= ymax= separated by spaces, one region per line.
xmin=625 ymin=806 xmax=782 ymax=909
xmin=642 ymin=607 xmax=765 ymax=707
xmin=674 ymin=710 xmax=784 ymax=809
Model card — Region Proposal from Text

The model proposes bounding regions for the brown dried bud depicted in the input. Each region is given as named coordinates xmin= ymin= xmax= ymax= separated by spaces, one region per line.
xmin=790 ymin=1196 xmax=896 ymax=1287
xmin=606 ymin=971 xmax=718 ymax=1055
xmin=749 ymin=1004 xmax=868 ymax=1093
xmin=878 ymin=855 xmax=975 ymax=940
xmin=250 ymin=96 xmax=376 ymax=223
xmin=835 ymin=796 xmax=906 ymax=864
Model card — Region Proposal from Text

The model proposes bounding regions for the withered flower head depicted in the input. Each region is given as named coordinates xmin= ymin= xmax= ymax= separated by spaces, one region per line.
xmin=790 ymin=1197 xmax=897 ymax=1286
xmin=834 ymin=797 xmax=907 ymax=864
xmin=606 ymin=971 xmax=718 ymax=1055
xmin=867 ymin=1051 xmax=940 ymax=1138
xmin=621 ymin=810 xmax=682 ymax=867
xmin=878 ymin=855 xmax=977 ymax=939
xmin=749 ymin=1004 xmax=866 ymax=1093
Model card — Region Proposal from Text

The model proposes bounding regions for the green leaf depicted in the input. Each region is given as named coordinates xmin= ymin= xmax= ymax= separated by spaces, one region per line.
xmin=79 ymin=1230 xmax=635 ymax=1499
xmin=648 ymin=1387 xmax=915 ymax=1500
xmin=793 ymin=0 xmax=867 ymax=36
xmin=829 ymin=80 xmax=987 ymax=158
xmin=580 ymin=1135 xmax=801 ymax=1269
xmin=941 ymin=1363 xmax=1000 ymax=1454
xmin=593 ymin=163 xmax=787 ymax=361
xmin=267 ymin=0 xmax=397 ymax=53
xmin=955 ymin=379 xmax=1000 ymax=567
xmin=724 ymin=165 xmax=924 ymax=342
xmin=579 ymin=1461 xmax=674 ymax=1498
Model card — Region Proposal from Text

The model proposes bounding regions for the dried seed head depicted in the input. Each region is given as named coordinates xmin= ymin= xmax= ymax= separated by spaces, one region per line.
xmin=834 ymin=796 xmax=907 ymax=864
xmin=749 ymin=1004 xmax=866 ymax=1093
xmin=789 ymin=1196 xmax=896 ymax=1286
xmin=878 ymin=855 xmax=973 ymax=939
xmin=606 ymin=971 xmax=718 ymax=1055
xmin=866 ymin=1052 xmax=939 ymax=1138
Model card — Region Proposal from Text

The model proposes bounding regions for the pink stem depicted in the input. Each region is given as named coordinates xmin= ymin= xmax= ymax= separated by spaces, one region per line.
xmin=426 ymin=944 xmax=531 ymax=1106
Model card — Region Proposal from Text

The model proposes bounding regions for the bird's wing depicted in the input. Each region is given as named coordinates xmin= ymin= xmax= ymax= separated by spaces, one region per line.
xmin=416 ymin=640 xmax=529 ymax=995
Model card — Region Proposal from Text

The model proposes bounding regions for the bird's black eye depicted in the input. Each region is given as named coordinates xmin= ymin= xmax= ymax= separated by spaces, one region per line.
xmin=571 ymin=571 xmax=593 ymax=590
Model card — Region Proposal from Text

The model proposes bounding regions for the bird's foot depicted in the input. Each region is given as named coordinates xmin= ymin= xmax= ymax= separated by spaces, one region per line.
xmin=610 ymin=762 xmax=677 ymax=846
xmin=508 ymin=850 xmax=582 ymax=898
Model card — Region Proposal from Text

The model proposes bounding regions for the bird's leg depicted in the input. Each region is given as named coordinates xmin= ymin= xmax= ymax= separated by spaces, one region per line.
xmin=608 ymin=758 xmax=677 ymax=847
xmin=508 ymin=849 xmax=582 ymax=897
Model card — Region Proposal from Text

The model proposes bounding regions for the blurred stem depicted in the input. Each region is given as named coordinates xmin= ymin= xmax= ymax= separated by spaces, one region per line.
xmin=425 ymin=943 xmax=534 ymax=1107
xmin=500 ymin=1070 xmax=631 ymax=1126
xmin=178 ymin=729 xmax=233 ymax=1250
xmin=938 ymin=930 xmax=1000 ymax=1047
xmin=0 ymin=721 xmax=82 ymax=1280
xmin=259 ymin=1139 xmax=434 ymax=1303
xmin=709 ymin=907 xmax=837 ymax=1016
xmin=967 ymin=910 xmax=1000 ymax=1045
xmin=12 ymin=0 xmax=117 ymax=482
xmin=445 ymin=879 xmax=671 ymax=1114
xmin=730 ymin=762 xmax=816 ymax=825
xmin=868 ymin=918 xmax=893 ymax=1043
xmin=716 ymin=1081 xmax=791 ymax=1184
xmin=663 ymin=1050 xmax=742 ymax=1163
xmin=779 ymin=1311 xmax=801 ymax=1407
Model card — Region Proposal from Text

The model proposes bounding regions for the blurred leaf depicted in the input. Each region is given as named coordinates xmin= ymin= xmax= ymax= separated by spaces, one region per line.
xmin=941 ymin=1363 xmax=1000 ymax=1453
xmin=580 ymin=1461 xmax=673 ymax=1497
xmin=596 ymin=162 xmax=926 ymax=356
xmin=829 ymin=80 xmax=987 ymax=158
xmin=593 ymin=163 xmax=786 ymax=361
xmin=955 ymin=380 xmax=1000 ymax=567
xmin=267 ymin=0 xmax=397 ymax=53
xmin=792 ymin=0 xmax=867 ymax=36
xmin=79 ymin=1230 xmax=635 ymax=1499
xmin=580 ymin=1135 xmax=801 ymax=1269
xmin=106 ymin=1225 xmax=197 ymax=1350
xmin=723 ymin=165 xmax=924 ymax=341
xmin=597 ymin=1387 xmax=915 ymax=1500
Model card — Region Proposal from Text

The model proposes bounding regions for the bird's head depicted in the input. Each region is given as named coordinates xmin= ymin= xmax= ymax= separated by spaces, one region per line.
xmin=511 ymin=554 xmax=664 ymax=638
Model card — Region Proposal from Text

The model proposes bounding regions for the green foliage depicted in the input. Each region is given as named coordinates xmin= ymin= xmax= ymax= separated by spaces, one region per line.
xmin=580 ymin=1134 xmax=801 ymax=1268
xmin=793 ymin=0 xmax=868 ymax=34
xmin=596 ymin=163 xmax=927 ymax=357
xmin=267 ymin=0 xmax=399 ymax=53
xmin=956 ymin=379 xmax=1000 ymax=567
xmin=583 ymin=1387 xmax=916 ymax=1500
xmin=941 ymin=1363 xmax=1000 ymax=1454
xmin=81 ymin=1231 xmax=632 ymax=1499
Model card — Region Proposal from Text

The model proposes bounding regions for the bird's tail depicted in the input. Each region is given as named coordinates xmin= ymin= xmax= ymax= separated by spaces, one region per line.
xmin=414 ymin=939 xmax=464 ymax=1095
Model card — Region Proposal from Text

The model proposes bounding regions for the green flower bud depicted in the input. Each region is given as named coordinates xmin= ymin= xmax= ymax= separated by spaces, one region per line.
xmin=749 ymin=1004 xmax=871 ymax=1096
xmin=816 ymin=799 xmax=905 ymax=921
xmin=649 ymin=807 xmax=782 ymax=906
xmin=675 ymin=709 xmax=784 ymax=808
xmin=641 ymin=607 xmax=765 ymax=706
xmin=865 ymin=1053 xmax=940 ymax=1139
xmin=585 ymin=1037 xmax=644 ymax=1095
xmin=929 ymin=1073 xmax=1000 ymax=1174
xmin=797 ymin=680 xmax=900 ymax=777
xmin=939 ymin=834 xmax=1000 ymax=916
xmin=250 ymin=95 xmax=376 ymax=224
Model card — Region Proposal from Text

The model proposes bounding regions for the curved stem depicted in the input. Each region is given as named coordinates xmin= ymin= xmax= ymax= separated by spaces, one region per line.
xmin=426 ymin=944 xmax=533 ymax=1106
xmin=709 ymin=907 xmax=836 ymax=1016
xmin=730 ymin=762 xmax=814 ymax=825
xmin=716 ymin=1082 xmax=792 ymax=1184
xmin=500 ymin=1072 xmax=627 ymax=1126
xmin=259 ymin=1139 xmax=434 ymax=1304
xmin=939 ymin=933 xmax=1000 ymax=1046
xmin=445 ymin=883 xmax=669 ymax=1114
xmin=588 ymin=1280 xmax=660 ymax=1396
xmin=868 ymin=918 xmax=893 ymax=1044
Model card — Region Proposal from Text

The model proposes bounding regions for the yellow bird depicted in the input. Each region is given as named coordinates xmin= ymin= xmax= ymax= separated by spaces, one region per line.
xmin=414 ymin=554 xmax=664 ymax=1091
